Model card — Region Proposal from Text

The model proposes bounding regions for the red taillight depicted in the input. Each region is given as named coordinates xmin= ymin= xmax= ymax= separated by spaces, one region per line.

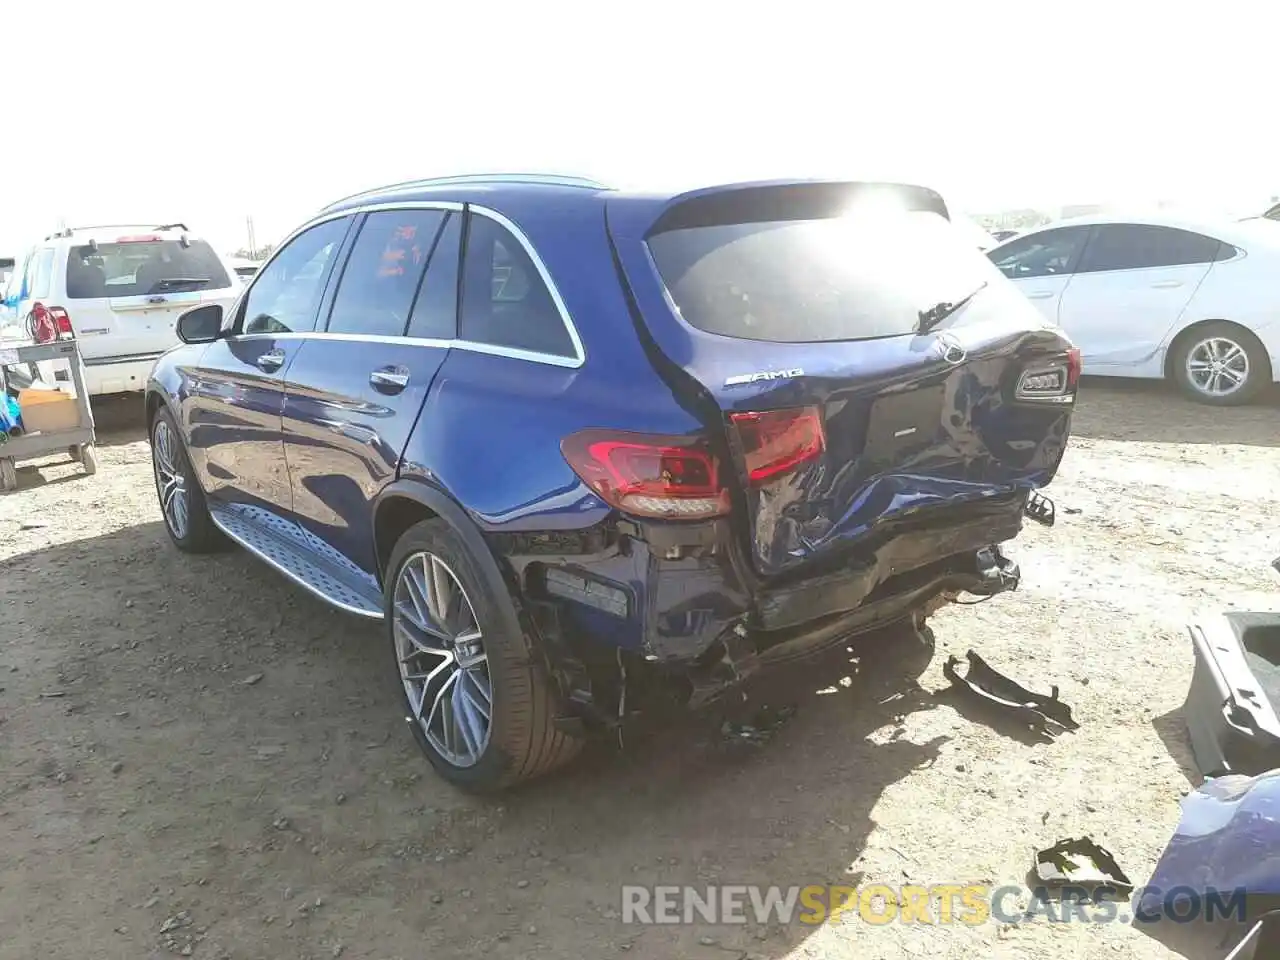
xmin=116 ymin=234 xmax=163 ymax=243
xmin=561 ymin=430 xmax=730 ymax=520
xmin=730 ymin=406 xmax=826 ymax=485
xmin=28 ymin=303 xmax=73 ymax=343
xmin=49 ymin=306 xmax=73 ymax=339
xmin=1066 ymin=347 xmax=1082 ymax=387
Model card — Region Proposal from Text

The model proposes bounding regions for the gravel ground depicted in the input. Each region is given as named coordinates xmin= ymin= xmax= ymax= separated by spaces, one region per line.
xmin=2 ymin=381 xmax=1277 ymax=960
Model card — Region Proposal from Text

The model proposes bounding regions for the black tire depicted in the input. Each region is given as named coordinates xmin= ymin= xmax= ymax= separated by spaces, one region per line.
xmin=150 ymin=407 xmax=223 ymax=552
xmin=1171 ymin=322 xmax=1271 ymax=406
xmin=385 ymin=518 xmax=581 ymax=791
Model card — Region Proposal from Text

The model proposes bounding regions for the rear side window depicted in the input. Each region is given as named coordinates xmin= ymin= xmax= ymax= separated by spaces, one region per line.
xmin=988 ymin=226 xmax=1090 ymax=280
xmin=28 ymin=248 xmax=55 ymax=300
xmin=326 ymin=210 xmax=446 ymax=337
xmin=1076 ymin=225 xmax=1226 ymax=273
xmin=241 ymin=217 xmax=350 ymax=335
xmin=65 ymin=239 xmax=231 ymax=299
xmin=407 ymin=213 xmax=461 ymax=340
xmin=647 ymin=210 xmax=997 ymax=343
xmin=459 ymin=214 xmax=574 ymax=357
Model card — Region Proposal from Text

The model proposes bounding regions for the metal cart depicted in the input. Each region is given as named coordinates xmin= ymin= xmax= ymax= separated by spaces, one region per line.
xmin=0 ymin=339 xmax=97 ymax=491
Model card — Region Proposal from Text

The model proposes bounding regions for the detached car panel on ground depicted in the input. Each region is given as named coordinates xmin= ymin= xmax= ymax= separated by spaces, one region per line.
xmin=146 ymin=175 xmax=1078 ymax=789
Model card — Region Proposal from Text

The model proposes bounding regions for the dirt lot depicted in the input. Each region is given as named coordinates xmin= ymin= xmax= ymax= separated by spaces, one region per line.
xmin=2 ymin=382 xmax=1277 ymax=960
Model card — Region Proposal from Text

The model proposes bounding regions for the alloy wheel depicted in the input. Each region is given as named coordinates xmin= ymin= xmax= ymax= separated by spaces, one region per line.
xmin=1186 ymin=336 xmax=1249 ymax=398
xmin=152 ymin=419 xmax=190 ymax=539
xmin=393 ymin=551 xmax=493 ymax=767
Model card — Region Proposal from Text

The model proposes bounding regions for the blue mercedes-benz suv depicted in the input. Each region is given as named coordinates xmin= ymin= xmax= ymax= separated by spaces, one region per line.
xmin=146 ymin=174 xmax=1078 ymax=790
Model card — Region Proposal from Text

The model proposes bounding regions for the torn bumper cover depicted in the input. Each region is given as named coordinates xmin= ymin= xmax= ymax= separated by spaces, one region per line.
xmin=944 ymin=649 xmax=1079 ymax=734
xmin=681 ymin=547 xmax=1020 ymax=707
xmin=1184 ymin=612 xmax=1280 ymax=779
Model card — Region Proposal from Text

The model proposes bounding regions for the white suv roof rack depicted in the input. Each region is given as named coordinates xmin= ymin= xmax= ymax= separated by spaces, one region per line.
xmin=45 ymin=223 xmax=190 ymax=241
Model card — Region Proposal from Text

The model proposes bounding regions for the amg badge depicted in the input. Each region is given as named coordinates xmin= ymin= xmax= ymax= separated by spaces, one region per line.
xmin=724 ymin=367 xmax=804 ymax=387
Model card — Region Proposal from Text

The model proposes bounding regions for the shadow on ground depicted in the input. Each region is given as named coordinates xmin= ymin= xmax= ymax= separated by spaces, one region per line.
xmin=91 ymin=393 xmax=148 ymax=446
xmin=1151 ymin=707 xmax=1202 ymax=787
xmin=1 ymin=521 xmax=968 ymax=959
xmin=1071 ymin=378 xmax=1280 ymax=447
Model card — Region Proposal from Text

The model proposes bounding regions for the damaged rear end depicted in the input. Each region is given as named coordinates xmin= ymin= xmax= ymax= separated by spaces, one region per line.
xmin=544 ymin=181 xmax=1077 ymax=712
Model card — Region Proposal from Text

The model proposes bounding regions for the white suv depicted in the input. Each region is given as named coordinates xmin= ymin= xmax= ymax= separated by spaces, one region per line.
xmin=1 ymin=224 xmax=243 ymax=396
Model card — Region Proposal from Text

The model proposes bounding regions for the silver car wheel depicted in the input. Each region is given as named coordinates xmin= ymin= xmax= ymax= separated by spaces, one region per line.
xmin=152 ymin=419 xmax=190 ymax=539
xmin=1186 ymin=336 xmax=1249 ymax=398
xmin=393 ymin=551 xmax=492 ymax=768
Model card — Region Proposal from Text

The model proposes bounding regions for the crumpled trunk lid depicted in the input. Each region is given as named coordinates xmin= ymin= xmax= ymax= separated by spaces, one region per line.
xmin=607 ymin=180 xmax=1076 ymax=580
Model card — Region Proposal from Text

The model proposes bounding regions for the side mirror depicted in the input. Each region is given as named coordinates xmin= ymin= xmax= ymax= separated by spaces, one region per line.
xmin=176 ymin=304 xmax=224 ymax=344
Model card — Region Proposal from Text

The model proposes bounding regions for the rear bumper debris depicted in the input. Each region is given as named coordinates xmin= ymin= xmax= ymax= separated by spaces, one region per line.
xmin=1034 ymin=836 xmax=1133 ymax=897
xmin=943 ymin=649 xmax=1079 ymax=734
xmin=1024 ymin=490 xmax=1055 ymax=526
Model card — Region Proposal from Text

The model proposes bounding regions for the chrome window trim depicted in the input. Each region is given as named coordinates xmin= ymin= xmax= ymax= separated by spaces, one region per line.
xmin=233 ymin=200 xmax=585 ymax=369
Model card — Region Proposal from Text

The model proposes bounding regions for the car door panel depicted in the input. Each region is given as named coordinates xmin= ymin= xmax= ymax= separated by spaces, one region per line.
xmin=1010 ymin=275 xmax=1073 ymax=323
xmin=280 ymin=207 xmax=459 ymax=577
xmin=187 ymin=335 xmax=303 ymax=511
xmin=1058 ymin=265 xmax=1209 ymax=369
xmin=188 ymin=215 xmax=355 ymax=514
xmin=282 ymin=338 xmax=448 ymax=575
xmin=1057 ymin=224 xmax=1221 ymax=372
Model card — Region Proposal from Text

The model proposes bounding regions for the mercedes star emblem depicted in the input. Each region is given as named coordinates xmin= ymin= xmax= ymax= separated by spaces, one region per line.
xmin=936 ymin=333 xmax=967 ymax=365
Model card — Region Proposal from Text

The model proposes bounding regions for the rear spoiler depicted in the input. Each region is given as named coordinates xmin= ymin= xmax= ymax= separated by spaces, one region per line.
xmin=643 ymin=180 xmax=951 ymax=237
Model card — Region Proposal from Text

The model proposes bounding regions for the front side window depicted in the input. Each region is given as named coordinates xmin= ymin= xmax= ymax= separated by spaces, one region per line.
xmin=65 ymin=238 xmax=231 ymax=299
xmin=240 ymin=217 xmax=350 ymax=335
xmin=459 ymin=214 xmax=575 ymax=357
xmin=326 ymin=210 xmax=447 ymax=337
xmin=989 ymin=227 xmax=1090 ymax=281
xmin=1076 ymin=224 xmax=1224 ymax=273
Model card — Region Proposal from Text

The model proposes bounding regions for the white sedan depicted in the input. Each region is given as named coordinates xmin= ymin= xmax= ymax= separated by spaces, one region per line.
xmin=987 ymin=213 xmax=1280 ymax=405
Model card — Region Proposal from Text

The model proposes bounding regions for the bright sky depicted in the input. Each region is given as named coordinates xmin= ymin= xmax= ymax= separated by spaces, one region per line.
xmin=4 ymin=2 xmax=1277 ymax=255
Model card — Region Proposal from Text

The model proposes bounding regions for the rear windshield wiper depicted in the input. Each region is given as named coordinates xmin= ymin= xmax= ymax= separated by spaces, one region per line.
xmin=917 ymin=282 xmax=988 ymax=334
xmin=146 ymin=277 xmax=211 ymax=294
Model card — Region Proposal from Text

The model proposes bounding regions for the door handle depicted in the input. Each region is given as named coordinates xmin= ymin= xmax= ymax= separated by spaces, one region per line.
xmin=370 ymin=365 xmax=410 ymax=393
xmin=1027 ymin=291 xmax=1056 ymax=300
xmin=1151 ymin=280 xmax=1183 ymax=289
xmin=254 ymin=349 xmax=286 ymax=372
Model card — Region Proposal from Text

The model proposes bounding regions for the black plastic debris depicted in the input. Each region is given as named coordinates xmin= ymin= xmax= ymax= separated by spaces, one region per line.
xmin=720 ymin=704 xmax=797 ymax=745
xmin=943 ymin=649 xmax=1079 ymax=734
xmin=1035 ymin=836 xmax=1133 ymax=897
xmin=1024 ymin=491 xmax=1056 ymax=527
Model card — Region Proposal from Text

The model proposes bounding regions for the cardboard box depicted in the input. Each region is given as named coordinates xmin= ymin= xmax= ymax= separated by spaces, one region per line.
xmin=17 ymin=388 xmax=80 ymax=434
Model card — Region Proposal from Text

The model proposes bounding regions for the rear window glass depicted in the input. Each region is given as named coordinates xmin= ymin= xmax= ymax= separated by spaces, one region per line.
xmin=647 ymin=210 xmax=996 ymax=343
xmin=65 ymin=239 xmax=231 ymax=299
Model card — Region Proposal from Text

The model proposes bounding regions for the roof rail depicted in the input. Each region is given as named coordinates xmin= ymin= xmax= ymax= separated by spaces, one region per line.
xmin=322 ymin=173 xmax=610 ymax=210
xmin=45 ymin=222 xmax=190 ymax=240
